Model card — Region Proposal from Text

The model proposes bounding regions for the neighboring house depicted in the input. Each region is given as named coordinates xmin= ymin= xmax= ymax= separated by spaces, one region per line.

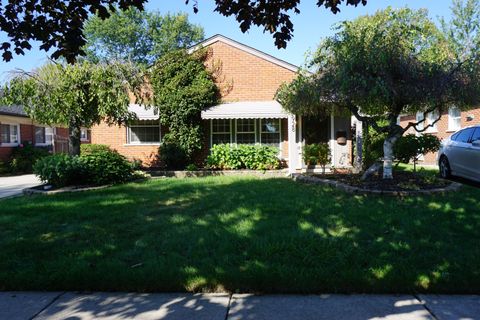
xmin=400 ymin=107 xmax=480 ymax=165
xmin=0 ymin=105 xmax=90 ymax=162
xmin=91 ymin=34 xmax=353 ymax=172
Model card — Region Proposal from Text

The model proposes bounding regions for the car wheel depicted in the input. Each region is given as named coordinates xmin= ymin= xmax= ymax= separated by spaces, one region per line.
xmin=439 ymin=156 xmax=451 ymax=179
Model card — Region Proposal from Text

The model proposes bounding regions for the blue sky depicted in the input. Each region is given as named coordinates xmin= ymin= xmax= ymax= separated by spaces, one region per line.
xmin=0 ymin=0 xmax=454 ymax=82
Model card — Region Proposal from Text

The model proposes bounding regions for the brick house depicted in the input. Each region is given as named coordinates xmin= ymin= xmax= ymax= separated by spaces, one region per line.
xmin=91 ymin=35 xmax=353 ymax=172
xmin=0 ymin=105 xmax=89 ymax=162
xmin=399 ymin=107 xmax=480 ymax=165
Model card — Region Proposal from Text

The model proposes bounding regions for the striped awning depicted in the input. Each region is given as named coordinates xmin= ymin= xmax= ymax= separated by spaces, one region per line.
xmin=128 ymin=104 xmax=159 ymax=120
xmin=201 ymin=101 xmax=289 ymax=119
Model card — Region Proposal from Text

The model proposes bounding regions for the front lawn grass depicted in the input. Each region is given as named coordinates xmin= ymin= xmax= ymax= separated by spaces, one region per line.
xmin=1 ymin=175 xmax=480 ymax=293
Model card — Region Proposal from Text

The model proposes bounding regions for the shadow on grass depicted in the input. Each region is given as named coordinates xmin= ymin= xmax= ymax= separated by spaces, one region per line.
xmin=1 ymin=176 xmax=480 ymax=296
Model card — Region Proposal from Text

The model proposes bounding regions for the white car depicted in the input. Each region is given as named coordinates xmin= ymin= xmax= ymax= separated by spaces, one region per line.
xmin=438 ymin=125 xmax=480 ymax=182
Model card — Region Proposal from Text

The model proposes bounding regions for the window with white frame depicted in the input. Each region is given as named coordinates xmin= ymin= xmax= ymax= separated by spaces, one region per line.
xmin=236 ymin=119 xmax=256 ymax=144
xmin=260 ymin=118 xmax=281 ymax=145
xmin=35 ymin=126 xmax=54 ymax=145
xmin=211 ymin=119 xmax=231 ymax=145
xmin=426 ymin=110 xmax=439 ymax=133
xmin=448 ymin=106 xmax=462 ymax=131
xmin=80 ymin=128 xmax=89 ymax=141
xmin=127 ymin=120 xmax=161 ymax=144
xmin=0 ymin=123 xmax=20 ymax=145
xmin=415 ymin=112 xmax=425 ymax=133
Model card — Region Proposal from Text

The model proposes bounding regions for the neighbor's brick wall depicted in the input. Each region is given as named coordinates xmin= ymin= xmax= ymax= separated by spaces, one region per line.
xmin=90 ymin=122 xmax=162 ymax=166
xmin=205 ymin=41 xmax=297 ymax=101
xmin=400 ymin=107 xmax=480 ymax=164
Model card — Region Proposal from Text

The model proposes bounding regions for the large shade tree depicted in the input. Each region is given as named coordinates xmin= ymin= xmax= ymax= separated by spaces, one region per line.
xmin=0 ymin=0 xmax=366 ymax=62
xmin=1 ymin=61 xmax=149 ymax=155
xmin=277 ymin=7 xmax=480 ymax=179
xmin=83 ymin=8 xmax=204 ymax=65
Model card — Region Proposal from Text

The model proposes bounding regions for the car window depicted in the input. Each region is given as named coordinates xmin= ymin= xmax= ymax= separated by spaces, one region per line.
xmin=450 ymin=131 xmax=461 ymax=141
xmin=455 ymin=128 xmax=475 ymax=143
xmin=471 ymin=128 xmax=480 ymax=142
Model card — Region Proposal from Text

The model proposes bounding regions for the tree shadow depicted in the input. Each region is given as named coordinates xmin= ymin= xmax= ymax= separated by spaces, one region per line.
xmin=1 ymin=176 xmax=480 ymax=298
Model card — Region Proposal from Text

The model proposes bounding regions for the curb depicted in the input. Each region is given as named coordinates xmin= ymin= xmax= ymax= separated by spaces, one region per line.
xmin=291 ymin=173 xmax=463 ymax=196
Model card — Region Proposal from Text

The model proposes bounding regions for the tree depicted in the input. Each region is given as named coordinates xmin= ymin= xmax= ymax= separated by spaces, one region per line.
xmin=0 ymin=0 xmax=147 ymax=63
xmin=83 ymin=8 xmax=204 ymax=65
xmin=149 ymin=49 xmax=219 ymax=163
xmin=1 ymin=61 xmax=148 ymax=155
xmin=0 ymin=0 xmax=366 ymax=63
xmin=277 ymin=7 xmax=480 ymax=179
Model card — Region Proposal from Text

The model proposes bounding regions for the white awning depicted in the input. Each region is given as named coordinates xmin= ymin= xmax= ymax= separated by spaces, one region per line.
xmin=201 ymin=101 xmax=290 ymax=119
xmin=128 ymin=104 xmax=159 ymax=120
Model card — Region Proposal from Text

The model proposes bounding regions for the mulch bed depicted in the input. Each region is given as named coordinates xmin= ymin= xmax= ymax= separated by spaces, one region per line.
xmin=314 ymin=171 xmax=450 ymax=191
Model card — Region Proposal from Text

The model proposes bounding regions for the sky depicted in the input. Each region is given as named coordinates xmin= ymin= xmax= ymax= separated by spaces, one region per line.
xmin=0 ymin=0 xmax=454 ymax=82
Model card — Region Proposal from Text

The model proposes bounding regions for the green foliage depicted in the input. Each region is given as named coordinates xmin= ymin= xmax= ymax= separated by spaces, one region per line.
xmin=1 ymin=61 xmax=147 ymax=156
xmin=34 ymin=148 xmax=134 ymax=187
xmin=394 ymin=134 xmax=441 ymax=171
xmin=150 ymin=50 xmax=219 ymax=160
xmin=80 ymin=144 xmax=112 ymax=155
xmin=34 ymin=154 xmax=86 ymax=187
xmin=0 ymin=160 xmax=9 ymax=175
xmin=185 ymin=164 xmax=198 ymax=171
xmin=81 ymin=149 xmax=134 ymax=185
xmin=303 ymin=143 xmax=331 ymax=173
xmin=8 ymin=143 xmax=50 ymax=174
xmin=159 ymin=141 xmax=189 ymax=170
xmin=84 ymin=8 xmax=204 ymax=65
xmin=207 ymin=144 xmax=280 ymax=170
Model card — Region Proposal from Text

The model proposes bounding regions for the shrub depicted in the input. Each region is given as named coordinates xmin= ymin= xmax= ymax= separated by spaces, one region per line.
xmin=207 ymin=144 xmax=280 ymax=170
xmin=34 ymin=154 xmax=86 ymax=187
xmin=0 ymin=160 xmax=9 ymax=175
xmin=34 ymin=149 xmax=134 ymax=187
xmin=303 ymin=143 xmax=331 ymax=173
xmin=9 ymin=143 xmax=50 ymax=174
xmin=186 ymin=163 xmax=198 ymax=171
xmin=81 ymin=149 xmax=134 ymax=185
xmin=80 ymin=144 xmax=111 ymax=155
xmin=159 ymin=141 xmax=188 ymax=170
xmin=394 ymin=134 xmax=441 ymax=172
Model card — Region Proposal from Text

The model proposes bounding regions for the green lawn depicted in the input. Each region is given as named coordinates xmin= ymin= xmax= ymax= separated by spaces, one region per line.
xmin=1 ymin=175 xmax=480 ymax=293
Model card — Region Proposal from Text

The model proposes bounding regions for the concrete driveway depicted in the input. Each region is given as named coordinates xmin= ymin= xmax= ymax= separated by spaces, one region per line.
xmin=0 ymin=174 xmax=42 ymax=199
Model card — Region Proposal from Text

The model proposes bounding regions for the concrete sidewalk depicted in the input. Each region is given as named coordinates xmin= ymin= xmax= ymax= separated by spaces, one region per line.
xmin=0 ymin=174 xmax=41 ymax=199
xmin=0 ymin=292 xmax=478 ymax=320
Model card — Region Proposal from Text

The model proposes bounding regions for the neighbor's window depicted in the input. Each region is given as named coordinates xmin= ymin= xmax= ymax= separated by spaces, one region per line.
xmin=211 ymin=119 xmax=231 ymax=145
xmin=0 ymin=123 xmax=19 ymax=145
xmin=426 ymin=110 xmax=439 ymax=133
xmin=236 ymin=119 xmax=255 ymax=144
xmin=35 ymin=126 xmax=54 ymax=145
xmin=448 ymin=107 xmax=462 ymax=131
xmin=80 ymin=128 xmax=89 ymax=141
xmin=415 ymin=112 xmax=425 ymax=133
xmin=127 ymin=120 xmax=161 ymax=144
xmin=260 ymin=118 xmax=281 ymax=145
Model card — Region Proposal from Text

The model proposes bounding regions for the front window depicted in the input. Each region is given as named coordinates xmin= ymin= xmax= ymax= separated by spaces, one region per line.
xmin=260 ymin=119 xmax=281 ymax=145
xmin=35 ymin=126 xmax=54 ymax=145
xmin=211 ymin=119 xmax=231 ymax=145
xmin=127 ymin=120 xmax=161 ymax=144
xmin=0 ymin=123 xmax=19 ymax=145
xmin=448 ymin=107 xmax=462 ymax=131
xmin=236 ymin=119 xmax=255 ymax=144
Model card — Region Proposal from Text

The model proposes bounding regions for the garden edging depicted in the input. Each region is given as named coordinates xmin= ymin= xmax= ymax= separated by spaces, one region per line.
xmin=291 ymin=173 xmax=463 ymax=196
xmin=149 ymin=170 xmax=289 ymax=178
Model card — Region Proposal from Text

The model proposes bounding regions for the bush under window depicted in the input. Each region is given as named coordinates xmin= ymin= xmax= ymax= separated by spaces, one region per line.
xmin=9 ymin=143 xmax=50 ymax=174
xmin=207 ymin=144 xmax=280 ymax=170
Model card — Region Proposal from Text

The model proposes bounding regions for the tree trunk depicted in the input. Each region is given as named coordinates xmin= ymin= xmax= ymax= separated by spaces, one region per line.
xmin=382 ymin=133 xmax=400 ymax=179
xmin=68 ymin=124 xmax=81 ymax=156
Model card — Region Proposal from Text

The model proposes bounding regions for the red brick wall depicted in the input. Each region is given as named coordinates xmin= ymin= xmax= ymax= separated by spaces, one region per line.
xmin=90 ymin=122 xmax=162 ymax=166
xmin=400 ymin=107 xmax=480 ymax=164
xmin=205 ymin=41 xmax=297 ymax=101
